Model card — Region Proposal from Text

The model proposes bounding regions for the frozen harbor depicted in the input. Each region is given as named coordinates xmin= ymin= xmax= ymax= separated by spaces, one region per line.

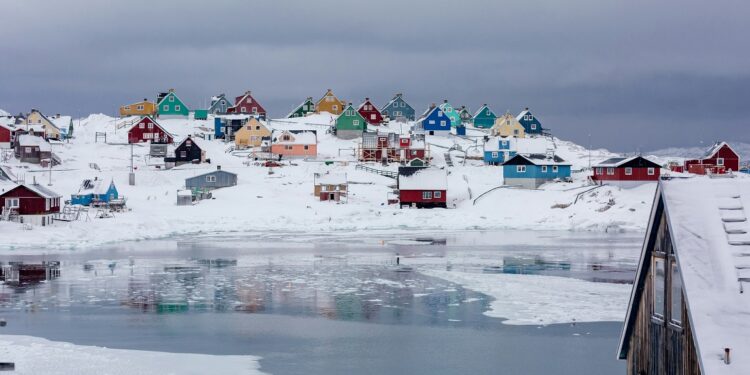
xmin=0 ymin=230 xmax=640 ymax=374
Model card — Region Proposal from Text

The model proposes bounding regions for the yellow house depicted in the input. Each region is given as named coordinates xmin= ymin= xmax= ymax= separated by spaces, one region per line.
xmin=25 ymin=109 xmax=61 ymax=140
xmin=315 ymin=89 xmax=346 ymax=115
xmin=120 ymin=99 xmax=156 ymax=117
xmin=235 ymin=118 xmax=271 ymax=149
xmin=491 ymin=112 xmax=526 ymax=138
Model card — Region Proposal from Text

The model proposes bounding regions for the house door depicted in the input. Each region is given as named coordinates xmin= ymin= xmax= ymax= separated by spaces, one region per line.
xmin=329 ymin=193 xmax=335 ymax=201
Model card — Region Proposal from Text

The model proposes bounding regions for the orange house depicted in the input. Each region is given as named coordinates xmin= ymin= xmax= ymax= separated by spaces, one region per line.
xmin=120 ymin=99 xmax=157 ymax=117
xmin=315 ymin=89 xmax=346 ymax=115
xmin=270 ymin=130 xmax=317 ymax=158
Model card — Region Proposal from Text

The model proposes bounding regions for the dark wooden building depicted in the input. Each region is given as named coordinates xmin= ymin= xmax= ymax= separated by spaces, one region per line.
xmin=618 ymin=178 xmax=750 ymax=374
xmin=166 ymin=136 xmax=205 ymax=166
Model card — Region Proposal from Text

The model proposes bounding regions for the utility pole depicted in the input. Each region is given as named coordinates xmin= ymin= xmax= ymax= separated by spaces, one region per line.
xmin=129 ymin=143 xmax=135 ymax=185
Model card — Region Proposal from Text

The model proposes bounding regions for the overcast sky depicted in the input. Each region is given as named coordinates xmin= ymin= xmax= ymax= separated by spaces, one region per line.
xmin=1 ymin=0 xmax=748 ymax=151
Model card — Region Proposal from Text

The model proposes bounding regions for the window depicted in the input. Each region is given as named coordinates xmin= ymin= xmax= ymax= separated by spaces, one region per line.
xmin=175 ymin=105 xmax=181 ymax=112
xmin=411 ymin=150 xmax=417 ymax=156
xmin=5 ymin=198 xmax=19 ymax=208
xmin=648 ymin=167 xmax=655 ymax=175
xmin=541 ymin=166 xmax=547 ymax=172
xmin=596 ymin=167 xmax=603 ymax=174
xmin=285 ymin=145 xmax=293 ymax=150
xmin=45 ymin=198 xmax=50 ymax=210
xmin=137 ymin=105 xmax=144 ymax=111
xmin=206 ymin=175 xmax=216 ymax=182
xmin=371 ymin=114 xmax=376 ymax=120
xmin=428 ymin=120 xmax=435 ymax=125
xmin=139 ymin=123 xmax=145 ymax=129
xmin=332 ymin=105 xmax=338 ymax=111
xmin=247 ymin=98 xmax=252 ymax=104
xmin=304 ymin=145 xmax=309 ymax=150
xmin=255 ymin=126 xmax=260 ymax=130
xmin=180 ymin=151 xmax=187 ymax=158
xmin=440 ymin=120 xmax=446 ymax=126
xmin=717 ymin=158 xmax=724 ymax=166
xmin=653 ymin=257 xmax=666 ymax=318
xmin=148 ymin=123 xmax=153 ymax=129
xmin=163 ymin=105 xmax=169 ymax=111
xmin=25 ymin=147 xmax=31 ymax=153
xmin=401 ymin=102 xmax=405 ymax=107
xmin=491 ymin=152 xmax=498 ymax=158
xmin=353 ymin=120 xmax=360 ymax=126
xmin=670 ymin=261 xmax=682 ymax=325
xmin=422 ymin=191 xmax=432 ymax=200
xmin=438 ymin=111 xmax=443 ymax=117
xmin=144 ymin=133 xmax=152 ymax=139
xmin=514 ymin=129 xmax=519 ymax=135
xmin=169 ymin=96 xmax=174 ymax=102
xmin=124 ymin=106 xmax=131 ymax=110
xmin=625 ymin=167 xmax=632 ymax=175
xmin=607 ymin=167 xmax=614 ymax=175
xmin=241 ymin=107 xmax=247 ymax=113
xmin=517 ymin=165 xmax=526 ymax=173
xmin=552 ymin=166 xmax=558 ymax=173
xmin=434 ymin=191 xmax=442 ymax=198
xmin=530 ymin=124 xmax=537 ymax=130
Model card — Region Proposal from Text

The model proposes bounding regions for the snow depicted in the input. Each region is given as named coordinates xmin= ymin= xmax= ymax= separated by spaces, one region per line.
xmin=16 ymin=134 xmax=51 ymax=151
xmin=0 ymin=108 xmax=10 ymax=116
xmin=315 ymin=172 xmax=347 ymax=185
xmin=649 ymin=142 xmax=750 ymax=165
xmin=0 ymin=335 xmax=266 ymax=375
xmin=398 ymin=168 xmax=448 ymax=190
xmin=421 ymin=269 xmax=631 ymax=325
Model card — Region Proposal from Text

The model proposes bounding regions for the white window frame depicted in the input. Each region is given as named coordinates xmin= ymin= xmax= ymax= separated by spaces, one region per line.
xmin=607 ymin=167 xmax=614 ymax=175
xmin=206 ymin=175 xmax=216 ymax=182
xmin=648 ymin=167 xmax=655 ymax=175
xmin=530 ymin=124 xmax=537 ymax=130
xmin=440 ymin=120 xmax=446 ymax=126
xmin=434 ymin=191 xmax=442 ymax=199
xmin=596 ymin=167 xmax=603 ymax=174
xmin=717 ymin=157 xmax=724 ymax=166
xmin=139 ymin=123 xmax=145 ymax=129
xmin=625 ymin=167 xmax=633 ymax=175
xmin=175 ymin=105 xmax=181 ymax=112
xmin=422 ymin=191 xmax=432 ymax=200
xmin=169 ymin=96 xmax=175 ymax=102
xmin=491 ymin=152 xmax=498 ymax=158
xmin=552 ymin=165 xmax=558 ymax=173
xmin=5 ymin=198 xmax=19 ymax=208
xmin=163 ymin=105 xmax=169 ymax=111
xmin=541 ymin=166 xmax=548 ymax=173
xmin=353 ymin=120 xmax=360 ymax=126
xmin=517 ymin=165 xmax=526 ymax=173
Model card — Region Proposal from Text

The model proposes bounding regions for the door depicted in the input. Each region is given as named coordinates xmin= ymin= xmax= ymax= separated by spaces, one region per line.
xmin=329 ymin=193 xmax=335 ymax=201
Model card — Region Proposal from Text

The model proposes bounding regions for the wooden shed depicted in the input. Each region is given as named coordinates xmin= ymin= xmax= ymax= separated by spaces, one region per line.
xmin=185 ymin=166 xmax=238 ymax=191
xmin=313 ymin=173 xmax=348 ymax=202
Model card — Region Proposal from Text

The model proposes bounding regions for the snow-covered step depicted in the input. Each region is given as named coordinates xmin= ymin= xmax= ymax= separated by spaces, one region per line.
xmin=717 ymin=197 xmax=744 ymax=210
xmin=728 ymin=233 xmax=750 ymax=246
xmin=737 ymin=268 xmax=750 ymax=282
xmin=720 ymin=209 xmax=747 ymax=222
xmin=724 ymin=221 xmax=748 ymax=234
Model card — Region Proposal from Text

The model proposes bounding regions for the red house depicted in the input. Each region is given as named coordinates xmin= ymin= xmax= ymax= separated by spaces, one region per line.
xmin=0 ymin=183 xmax=61 ymax=226
xmin=357 ymin=98 xmax=383 ymax=125
xmin=359 ymin=131 xmax=428 ymax=164
xmin=127 ymin=116 xmax=174 ymax=144
xmin=0 ymin=123 xmax=15 ymax=148
xmin=592 ymin=156 xmax=662 ymax=187
xmin=228 ymin=91 xmax=266 ymax=119
xmin=684 ymin=141 xmax=740 ymax=175
xmin=397 ymin=167 xmax=447 ymax=208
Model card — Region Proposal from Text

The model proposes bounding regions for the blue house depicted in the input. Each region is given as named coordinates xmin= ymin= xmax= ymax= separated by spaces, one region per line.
xmin=516 ymin=108 xmax=544 ymax=135
xmin=71 ymin=177 xmax=119 ymax=206
xmin=484 ymin=137 xmax=517 ymax=165
xmin=208 ymin=94 xmax=232 ymax=115
xmin=415 ymin=104 xmax=451 ymax=136
xmin=502 ymin=154 xmax=571 ymax=189
xmin=380 ymin=93 xmax=415 ymax=122
xmin=185 ymin=166 xmax=238 ymax=191
xmin=214 ymin=114 xmax=251 ymax=139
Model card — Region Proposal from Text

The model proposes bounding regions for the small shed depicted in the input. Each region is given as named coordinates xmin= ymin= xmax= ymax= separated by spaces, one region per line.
xmin=397 ymin=167 xmax=448 ymax=208
xmin=176 ymin=190 xmax=193 ymax=206
xmin=314 ymin=173 xmax=348 ymax=202
xmin=185 ymin=166 xmax=238 ymax=191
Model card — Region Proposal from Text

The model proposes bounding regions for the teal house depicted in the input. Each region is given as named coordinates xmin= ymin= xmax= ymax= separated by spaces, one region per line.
xmin=438 ymin=100 xmax=461 ymax=128
xmin=287 ymin=97 xmax=316 ymax=118
xmin=157 ymin=89 xmax=189 ymax=118
xmin=473 ymin=104 xmax=497 ymax=128
xmin=516 ymin=107 xmax=543 ymax=135
xmin=334 ymin=103 xmax=367 ymax=139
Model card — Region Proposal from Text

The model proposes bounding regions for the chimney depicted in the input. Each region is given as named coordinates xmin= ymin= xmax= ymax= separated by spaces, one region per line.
xmin=483 ymin=104 xmax=487 ymax=107
xmin=169 ymin=88 xmax=175 ymax=92
xmin=55 ymin=113 xmax=60 ymax=118
xmin=365 ymin=97 xmax=370 ymax=101
xmin=443 ymin=99 xmax=448 ymax=104
xmin=307 ymin=97 xmax=313 ymax=101
xmin=397 ymin=93 xmax=402 ymax=97
xmin=217 ymin=165 xmax=221 ymax=171
xmin=430 ymin=103 xmax=436 ymax=109
xmin=245 ymin=90 xmax=251 ymax=95
xmin=525 ymin=107 xmax=529 ymax=111
xmin=143 ymin=98 xmax=148 ymax=102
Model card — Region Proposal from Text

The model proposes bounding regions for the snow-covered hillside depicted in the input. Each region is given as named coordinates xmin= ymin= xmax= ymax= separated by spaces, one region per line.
xmin=0 ymin=113 xmax=692 ymax=251
xmin=648 ymin=142 xmax=750 ymax=163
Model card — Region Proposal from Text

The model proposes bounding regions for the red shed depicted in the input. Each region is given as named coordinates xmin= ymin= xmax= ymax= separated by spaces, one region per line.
xmin=0 ymin=183 xmax=61 ymax=226
xmin=127 ymin=116 xmax=174 ymax=144
xmin=592 ymin=156 xmax=662 ymax=187
xmin=0 ymin=123 xmax=15 ymax=148
xmin=228 ymin=91 xmax=266 ymax=119
xmin=358 ymin=98 xmax=383 ymax=125
xmin=398 ymin=167 xmax=447 ymax=208
xmin=684 ymin=141 xmax=740 ymax=175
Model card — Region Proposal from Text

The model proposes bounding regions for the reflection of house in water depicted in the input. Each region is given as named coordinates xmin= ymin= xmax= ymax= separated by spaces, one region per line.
xmin=498 ymin=256 xmax=571 ymax=275
xmin=0 ymin=261 xmax=60 ymax=285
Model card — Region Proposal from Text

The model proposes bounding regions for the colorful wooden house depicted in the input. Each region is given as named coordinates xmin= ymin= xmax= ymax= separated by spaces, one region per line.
xmin=483 ymin=137 xmax=516 ymax=165
xmin=185 ymin=166 xmax=237 ymax=191
xmin=127 ymin=116 xmax=174 ymax=144
xmin=315 ymin=89 xmax=346 ymax=115
xmin=313 ymin=173 xmax=348 ymax=202
xmin=0 ymin=183 xmax=61 ymax=226
xmin=357 ymin=98 xmax=384 ymax=125
xmin=234 ymin=118 xmax=271 ymax=149
xmin=502 ymin=154 xmax=571 ymax=189
xmin=516 ymin=108 xmax=543 ymax=135
xmin=458 ymin=106 xmax=473 ymax=126
xmin=334 ymin=104 xmax=367 ymax=139
xmin=71 ymin=177 xmax=119 ymax=206
xmin=287 ymin=97 xmax=316 ymax=118
xmin=49 ymin=115 xmax=72 ymax=139
xmin=24 ymin=109 xmax=61 ymax=140
xmin=208 ymin=94 xmax=232 ymax=115
xmin=166 ymin=136 xmax=205 ymax=166
xmin=156 ymin=89 xmax=189 ymax=118
xmin=229 ymin=91 xmax=266 ymax=120
xmin=618 ymin=178 xmax=750 ymax=375
xmin=270 ymin=130 xmax=317 ymax=158
xmin=120 ymin=99 xmax=156 ymax=117
xmin=415 ymin=104 xmax=451 ymax=136
xmin=14 ymin=134 xmax=54 ymax=166
xmin=592 ymin=156 xmax=661 ymax=187
xmin=491 ymin=112 xmax=526 ymax=138
xmin=0 ymin=122 xmax=15 ymax=149
xmin=358 ymin=131 xmax=428 ymax=164
xmin=380 ymin=93 xmax=415 ymax=122
xmin=397 ymin=167 xmax=448 ymax=208
xmin=438 ymin=100 xmax=461 ymax=129
xmin=472 ymin=104 xmax=497 ymax=129
xmin=213 ymin=114 xmax=252 ymax=139
xmin=684 ymin=141 xmax=740 ymax=174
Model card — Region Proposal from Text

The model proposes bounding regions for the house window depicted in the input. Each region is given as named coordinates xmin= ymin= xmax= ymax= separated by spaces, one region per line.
xmin=434 ymin=191 xmax=442 ymax=198
xmin=125 ymin=106 xmax=131 ymax=110
xmin=607 ymin=167 xmax=614 ymax=175
xmin=332 ymin=105 xmax=338 ymax=111
xmin=648 ymin=167 xmax=655 ymax=175
xmin=45 ymin=198 xmax=50 ymax=210
xmin=541 ymin=166 xmax=547 ymax=172
xmin=285 ymin=145 xmax=293 ymax=150
xmin=411 ymin=150 xmax=417 ymax=156
xmin=25 ymin=147 xmax=31 ymax=153
xmin=137 ymin=105 xmax=144 ymax=110
xmin=517 ymin=165 xmax=526 ymax=173
xmin=437 ymin=111 xmax=443 ymax=117
xmin=169 ymin=96 xmax=175 ymax=102
xmin=670 ymin=261 xmax=682 ymax=325
xmin=304 ymin=145 xmax=309 ymax=150
xmin=440 ymin=121 xmax=446 ymax=126
xmin=596 ymin=167 xmax=603 ymax=175
xmin=247 ymin=98 xmax=252 ymax=104
xmin=163 ymin=105 xmax=169 ymax=111
xmin=552 ymin=166 xmax=558 ymax=173
xmin=241 ymin=107 xmax=247 ymax=113
xmin=429 ymin=120 xmax=435 ymax=125
xmin=139 ymin=123 xmax=145 ymax=129
xmin=255 ymin=126 xmax=260 ymax=130
xmin=175 ymin=105 xmax=181 ymax=112
xmin=530 ymin=124 xmax=537 ymax=130
xmin=717 ymin=158 xmax=724 ymax=166
xmin=252 ymin=107 xmax=258 ymax=114
xmin=422 ymin=191 xmax=432 ymax=200
xmin=148 ymin=123 xmax=153 ymax=129
xmin=180 ymin=151 xmax=187 ymax=158
xmin=5 ymin=198 xmax=19 ymax=208
xmin=371 ymin=114 xmax=376 ymax=120
xmin=625 ymin=167 xmax=632 ymax=175
xmin=353 ymin=120 xmax=360 ymax=126
xmin=206 ymin=175 xmax=216 ymax=182
xmin=653 ymin=257 xmax=666 ymax=319
xmin=491 ymin=152 xmax=498 ymax=158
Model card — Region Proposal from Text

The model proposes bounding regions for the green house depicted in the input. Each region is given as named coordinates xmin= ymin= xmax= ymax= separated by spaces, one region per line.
xmin=157 ymin=89 xmax=189 ymax=118
xmin=288 ymin=97 xmax=316 ymax=118
xmin=438 ymin=100 xmax=461 ymax=128
xmin=472 ymin=104 xmax=497 ymax=128
xmin=334 ymin=104 xmax=367 ymax=139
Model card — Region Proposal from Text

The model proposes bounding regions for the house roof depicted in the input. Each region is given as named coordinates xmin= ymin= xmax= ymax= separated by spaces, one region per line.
xmin=271 ymin=129 xmax=317 ymax=145
xmin=398 ymin=167 xmax=447 ymax=190
xmin=77 ymin=177 xmax=115 ymax=195
xmin=473 ymin=104 xmax=495 ymax=118
xmin=516 ymin=109 xmax=531 ymax=121
xmin=315 ymin=172 xmax=347 ymax=185
xmin=701 ymin=141 xmax=738 ymax=160
xmin=17 ymin=134 xmax=51 ymax=152
xmin=618 ymin=178 xmax=750 ymax=374
xmin=381 ymin=93 xmax=410 ymax=112
xmin=0 ymin=165 xmax=16 ymax=182
xmin=7 ymin=183 xmax=61 ymax=199
xmin=49 ymin=116 xmax=72 ymax=130
xmin=186 ymin=169 xmax=237 ymax=182
xmin=484 ymin=137 xmax=515 ymax=152
xmin=594 ymin=156 xmax=661 ymax=169
xmin=128 ymin=116 xmax=175 ymax=138
xmin=503 ymin=153 xmax=569 ymax=166
xmin=29 ymin=110 xmax=60 ymax=132
xmin=286 ymin=98 xmax=314 ymax=118
xmin=156 ymin=91 xmax=186 ymax=107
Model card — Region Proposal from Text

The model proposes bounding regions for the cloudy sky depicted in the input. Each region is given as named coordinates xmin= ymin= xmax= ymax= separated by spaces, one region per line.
xmin=1 ymin=0 xmax=748 ymax=151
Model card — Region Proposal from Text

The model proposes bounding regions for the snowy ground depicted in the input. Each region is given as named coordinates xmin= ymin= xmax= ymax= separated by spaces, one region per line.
xmin=0 ymin=113 xmax=672 ymax=251
xmin=0 ymin=335 xmax=266 ymax=375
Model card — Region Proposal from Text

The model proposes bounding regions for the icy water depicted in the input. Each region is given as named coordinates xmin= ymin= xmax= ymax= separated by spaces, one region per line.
xmin=0 ymin=230 xmax=641 ymax=374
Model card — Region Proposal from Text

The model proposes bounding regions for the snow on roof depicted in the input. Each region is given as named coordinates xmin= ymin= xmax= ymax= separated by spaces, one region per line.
xmin=0 ymin=117 xmax=15 ymax=127
xmin=505 ymin=153 xmax=570 ymax=166
xmin=0 ymin=109 xmax=9 ymax=117
xmin=659 ymin=178 xmax=750 ymax=374
xmin=700 ymin=141 xmax=737 ymax=160
xmin=49 ymin=115 xmax=72 ymax=130
xmin=17 ymin=134 xmax=51 ymax=151
xmin=285 ymin=98 xmax=313 ymax=118
xmin=23 ymin=183 xmax=61 ymax=198
xmin=216 ymin=114 xmax=253 ymax=121
xmin=177 ymin=189 xmax=192 ymax=197
xmin=516 ymin=109 xmax=530 ymax=121
xmin=0 ymin=165 xmax=16 ymax=182
xmin=271 ymin=129 xmax=317 ymax=145
xmin=473 ymin=104 xmax=492 ymax=118
xmin=398 ymin=168 xmax=447 ymax=190
xmin=484 ymin=137 xmax=515 ymax=152
xmin=315 ymin=173 xmax=347 ymax=185
xmin=381 ymin=94 xmax=406 ymax=111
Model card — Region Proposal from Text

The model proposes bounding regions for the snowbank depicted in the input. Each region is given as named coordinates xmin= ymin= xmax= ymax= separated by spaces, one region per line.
xmin=422 ymin=270 xmax=631 ymax=325
xmin=0 ymin=335 xmax=267 ymax=375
